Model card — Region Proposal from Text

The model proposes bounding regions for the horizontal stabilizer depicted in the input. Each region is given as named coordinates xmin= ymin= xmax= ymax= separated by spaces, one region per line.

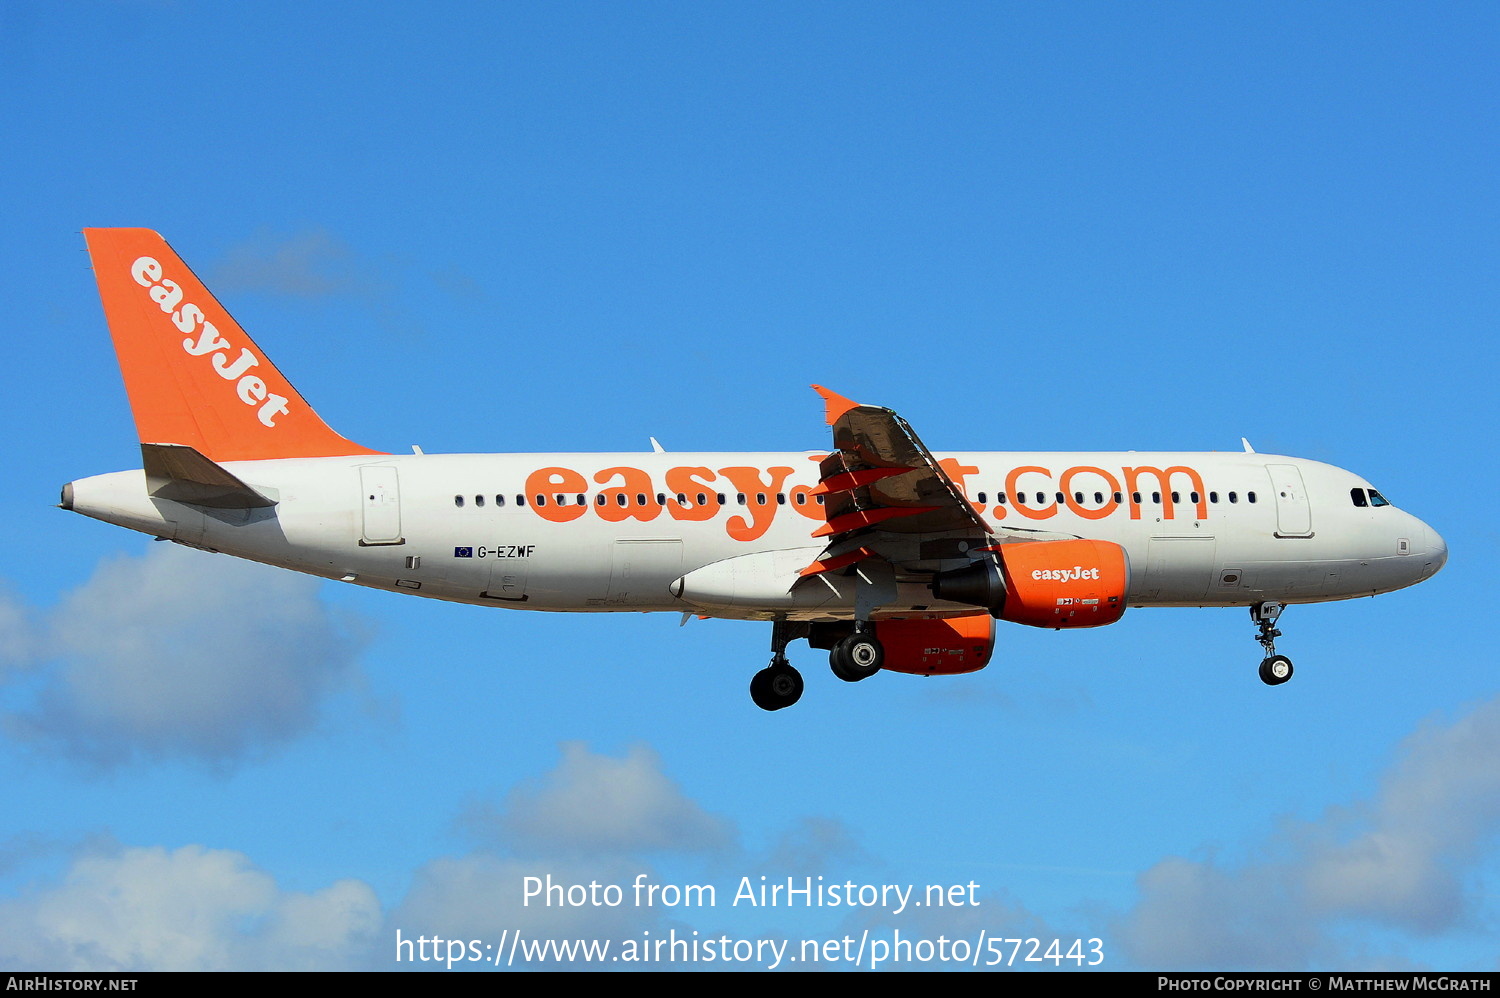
xmin=142 ymin=443 xmax=277 ymax=509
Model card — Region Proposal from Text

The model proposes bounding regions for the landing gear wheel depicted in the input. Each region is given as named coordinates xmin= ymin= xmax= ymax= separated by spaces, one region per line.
xmin=750 ymin=664 xmax=804 ymax=710
xmin=830 ymin=633 xmax=883 ymax=683
xmin=1258 ymin=655 xmax=1294 ymax=686
xmin=1250 ymin=603 xmax=1293 ymax=685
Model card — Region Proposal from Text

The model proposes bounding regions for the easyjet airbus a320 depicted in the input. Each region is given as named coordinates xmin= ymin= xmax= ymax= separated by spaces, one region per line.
xmin=61 ymin=230 xmax=1447 ymax=710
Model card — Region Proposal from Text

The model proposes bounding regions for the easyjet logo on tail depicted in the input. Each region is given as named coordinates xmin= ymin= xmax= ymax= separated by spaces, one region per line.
xmin=130 ymin=256 xmax=291 ymax=428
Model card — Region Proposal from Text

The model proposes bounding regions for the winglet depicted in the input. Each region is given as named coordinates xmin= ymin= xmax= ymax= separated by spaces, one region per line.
xmin=811 ymin=384 xmax=860 ymax=425
xmin=83 ymin=228 xmax=383 ymax=462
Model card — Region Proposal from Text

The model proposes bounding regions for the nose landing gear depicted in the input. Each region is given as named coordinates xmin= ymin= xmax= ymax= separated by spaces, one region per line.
xmin=1252 ymin=602 xmax=1294 ymax=686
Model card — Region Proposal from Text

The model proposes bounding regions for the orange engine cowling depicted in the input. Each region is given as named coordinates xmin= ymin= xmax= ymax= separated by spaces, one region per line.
xmin=932 ymin=539 xmax=1129 ymax=629
xmin=871 ymin=615 xmax=995 ymax=676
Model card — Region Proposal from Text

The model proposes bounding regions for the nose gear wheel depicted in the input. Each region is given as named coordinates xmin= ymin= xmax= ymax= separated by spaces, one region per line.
xmin=1251 ymin=602 xmax=1294 ymax=686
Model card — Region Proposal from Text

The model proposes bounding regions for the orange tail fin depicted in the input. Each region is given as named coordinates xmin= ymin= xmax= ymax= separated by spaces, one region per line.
xmin=83 ymin=228 xmax=382 ymax=462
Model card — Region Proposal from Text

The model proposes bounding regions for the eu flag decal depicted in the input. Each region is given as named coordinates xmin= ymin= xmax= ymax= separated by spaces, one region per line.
xmin=454 ymin=547 xmax=473 ymax=558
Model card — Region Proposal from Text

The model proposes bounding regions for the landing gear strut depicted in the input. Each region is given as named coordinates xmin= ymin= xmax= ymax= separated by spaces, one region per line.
xmin=1251 ymin=602 xmax=1294 ymax=686
xmin=750 ymin=619 xmax=806 ymax=711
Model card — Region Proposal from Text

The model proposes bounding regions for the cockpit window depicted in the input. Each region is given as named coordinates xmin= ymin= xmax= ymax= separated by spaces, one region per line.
xmin=1368 ymin=489 xmax=1391 ymax=507
xmin=1351 ymin=488 xmax=1368 ymax=508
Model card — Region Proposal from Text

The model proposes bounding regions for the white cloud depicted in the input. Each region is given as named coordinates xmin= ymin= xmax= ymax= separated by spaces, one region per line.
xmin=206 ymin=229 xmax=427 ymax=340
xmin=5 ymin=544 xmax=367 ymax=766
xmin=392 ymin=743 xmax=739 ymax=968
xmin=0 ymin=586 xmax=37 ymax=677
xmin=0 ymin=844 xmax=380 ymax=971
xmin=389 ymin=854 xmax=665 ymax=966
xmin=209 ymin=229 xmax=366 ymax=298
xmin=757 ymin=816 xmax=870 ymax=874
xmin=0 ymin=738 xmax=731 ymax=971
xmin=1302 ymin=698 xmax=1500 ymax=932
xmin=1116 ymin=696 xmax=1500 ymax=969
xmin=466 ymin=742 xmax=735 ymax=858
xmin=1115 ymin=854 xmax=1321 ymax=969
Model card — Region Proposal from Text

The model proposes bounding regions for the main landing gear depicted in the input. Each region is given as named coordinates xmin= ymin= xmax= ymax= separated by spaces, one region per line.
xmin=749 ymin=620 xmax=886 ymax=710
xmin=750 ymin=620 xmax=805 ymax=711
xmin=829 ymin=625 xmax=883 ymax=684
xmin=1252 ymin=602 xmax=1294 ymax=686
xmin=749 ymin=662 xmax=803 ymax=711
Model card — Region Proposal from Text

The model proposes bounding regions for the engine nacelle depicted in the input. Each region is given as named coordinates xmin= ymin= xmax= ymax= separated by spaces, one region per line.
xmin=808 ymin=615 xmax=994 ymax=676
xmin=874 ymin=615 xmax=994 ymax=675
xmin=932 ymin=539 xmax=1129 ymax=629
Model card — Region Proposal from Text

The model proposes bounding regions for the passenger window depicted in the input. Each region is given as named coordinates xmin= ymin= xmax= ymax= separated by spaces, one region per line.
xmin=496 ymin=495 xmax=506 ymax=507
xmin=656 ymin=493 xmax=666 ymax=505
xmin=616 ymin=494 xmax=627 ymax=507
xmin=795 ymin=493 xmax=806 ymax=505
xmin=977 ymin=491 xmax=987 ymax=504
xmin=1152 ymin=492 xmax=1161 ymax=503
xmin=555 ymin=494 xmax=565 ymax=505
xmin=635 ymin=494 xmax=647 ymax=506
xmin=737 ymin=493 xmax=747 ymax=505
xmin=676 ymin=493 xmax=687 ymax=505
xmin=576 ymin=494 xmax=586 ymax=505
xmin=697 ymin=492 xmax=708 ymax=506
xmin=1209 ymin=492 xmax=1218 ymax=504
xmin=1228 ymin=492 xmax=1237 ymax=503
xmin=1190 ymin=491 xmax=1199 ymax=503
xmin=535 ymin=494 xmax=546 ymax=507
xmin=1094 ymin=492 xmax=1103 ymax=504
xmin=1035 ymin=492 xmax=1045 ymax=505
xmin=1171 ymin=491 xmax=1180 ymax=503
xmin=1351 ymin=488 xmax=1368 ymax=508
xmin=596 ymin=494 xmax=606 ymax=506
xmin=475 ymin=494 xmax=485 ymax=507
xmin=454 ymin=495 xmax=464 ymax=508
xmin=1248 ymin=492 xmax=1257 ymax=503
xmin=816 ymin=495 xmax=825 ymax=505
xmin=756 ymin=494 xmax=767 ymax=505
xmin=776 ymin=493 xmax=786 ymax=505
xmin=717 ymin=493 xmax=726 ymax=505
xmin=1074 ymin=492 xmax=1084 ymax=503
xmin=1113 ymin=492 xmax=1123 ymax=504
xmin=997 ymin=492 xmax=1007 ymax=504
xmin=1132 ymin=492 xmax=1141 ymax=504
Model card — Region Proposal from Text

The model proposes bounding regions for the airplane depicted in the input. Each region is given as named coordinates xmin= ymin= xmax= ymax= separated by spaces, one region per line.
xmin=60 ymin=229 xmax=1448 ymax=711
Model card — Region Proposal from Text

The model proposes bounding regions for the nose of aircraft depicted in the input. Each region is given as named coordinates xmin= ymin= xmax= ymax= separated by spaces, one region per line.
xmin=1422 ymin=522 xmax=1448 ymax=580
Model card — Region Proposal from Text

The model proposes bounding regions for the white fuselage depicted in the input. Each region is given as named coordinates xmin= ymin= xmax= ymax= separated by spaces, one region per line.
xmin=64 ymin=450 xmax=1447 ymax=622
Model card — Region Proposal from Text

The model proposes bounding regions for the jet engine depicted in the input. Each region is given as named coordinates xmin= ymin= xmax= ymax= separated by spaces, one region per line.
xmin=931 ymin=539 xmax=1129 ymax=629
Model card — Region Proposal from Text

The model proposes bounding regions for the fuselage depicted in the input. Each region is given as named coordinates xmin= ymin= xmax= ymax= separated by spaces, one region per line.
xmin=62 ymin=450 xmax=1447 ymax=622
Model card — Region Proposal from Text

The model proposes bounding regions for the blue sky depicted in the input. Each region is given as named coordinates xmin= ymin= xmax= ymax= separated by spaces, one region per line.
xmin=1 ymin=0 xmax=1496 ymax=971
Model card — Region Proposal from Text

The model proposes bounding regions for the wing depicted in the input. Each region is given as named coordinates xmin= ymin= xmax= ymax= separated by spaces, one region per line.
xmin=797 ymin=386 xmax=1075 ymax=584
